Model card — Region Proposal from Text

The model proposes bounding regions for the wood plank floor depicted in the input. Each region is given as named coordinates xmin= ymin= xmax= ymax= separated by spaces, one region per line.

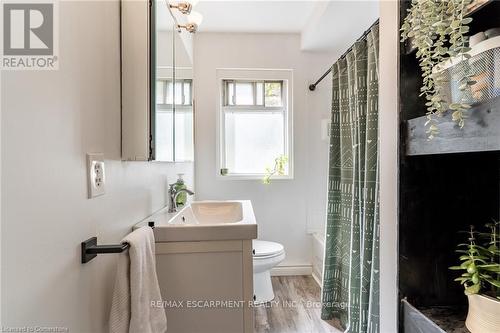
xmin=254 ymin=276 xmax=343 ymax=333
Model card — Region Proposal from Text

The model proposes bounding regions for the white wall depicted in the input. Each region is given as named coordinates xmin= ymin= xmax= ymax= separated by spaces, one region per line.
xmin=193 ymin=33 xmax=336 ymax=269
xmin=0 ymin=58 xmax=2 ymax=327
xmin=304 ymin=71 xmax=335 ymax=235
xmin=1 ymin=1 xmax=192 ymax=331
xmin=300 ymin=0 xmax=379 ymax=51
xmin=379 ymin=0 xmax=400 ymax=332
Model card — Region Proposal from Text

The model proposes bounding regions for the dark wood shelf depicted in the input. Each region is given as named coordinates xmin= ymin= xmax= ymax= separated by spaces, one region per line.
xmin=404 ymin=0 xmax=493 ymax=55
xmin=406 ymin=96 xmax=500 ymax=156
xmin=403 ymin=300 xmax=469 ymax=333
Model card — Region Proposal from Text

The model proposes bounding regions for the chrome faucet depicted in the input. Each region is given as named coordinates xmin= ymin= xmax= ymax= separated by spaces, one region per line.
xmin=168 ymin=184 xmax=194 ymax=213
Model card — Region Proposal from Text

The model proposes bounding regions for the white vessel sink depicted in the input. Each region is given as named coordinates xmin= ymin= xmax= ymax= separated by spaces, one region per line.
xmin=138 ymin=200 xmax=257 ymax=242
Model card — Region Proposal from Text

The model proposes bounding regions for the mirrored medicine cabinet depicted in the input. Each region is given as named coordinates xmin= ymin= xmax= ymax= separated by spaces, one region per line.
xmin=121 ymin=0 xmax=194 ymax=162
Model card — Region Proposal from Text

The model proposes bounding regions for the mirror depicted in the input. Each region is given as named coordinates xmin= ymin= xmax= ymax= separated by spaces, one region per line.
xmin=154 ymin=3 xmax=194 ymax=162
xmin=120 ymin=0 xmax=194 ymax=162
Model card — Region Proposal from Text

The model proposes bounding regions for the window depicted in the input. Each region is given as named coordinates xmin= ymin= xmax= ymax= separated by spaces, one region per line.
xmin=224 ymin=81 xmax=283 ymax=107
xmin=156 ymin=79 xmax=192 ymax=107
xmin=155 ymin=79 xmax=194 ymax=162
xmin=219 ymin=75 xmax=292 ymax=179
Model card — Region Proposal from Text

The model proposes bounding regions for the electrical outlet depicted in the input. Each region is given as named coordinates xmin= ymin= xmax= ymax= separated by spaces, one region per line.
xmin=87 ymin=153 xmax=105 ymax=198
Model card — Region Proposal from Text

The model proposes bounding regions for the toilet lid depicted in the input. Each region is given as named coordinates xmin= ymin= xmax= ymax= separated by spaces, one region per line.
xmin=253 ymin=240 xmax=284 ymax=257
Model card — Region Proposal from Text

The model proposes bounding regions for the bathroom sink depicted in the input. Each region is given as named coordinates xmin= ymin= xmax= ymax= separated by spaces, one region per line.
xmin=170 ymin=201 xmax=244 ymax=225
xmin=138 ymin=200 xmax=257 ymax=242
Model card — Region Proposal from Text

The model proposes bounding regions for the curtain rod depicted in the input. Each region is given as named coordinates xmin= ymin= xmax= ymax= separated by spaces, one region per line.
xmin=308 ymin=18 xmax=379 ymax=91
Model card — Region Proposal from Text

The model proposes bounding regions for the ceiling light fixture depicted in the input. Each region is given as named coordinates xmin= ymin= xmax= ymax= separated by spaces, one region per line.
xmin=169 ymin=0 xmax=198 ymax=15
xmin=177 ymin=23 xmax=197 ymax=33
xmin=177 ymin=11 xmax=203 ymax=33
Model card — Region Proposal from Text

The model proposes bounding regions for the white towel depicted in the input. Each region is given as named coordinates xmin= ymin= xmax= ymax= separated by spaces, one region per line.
xmin=109 ymin=227 xmax=167 ymax=333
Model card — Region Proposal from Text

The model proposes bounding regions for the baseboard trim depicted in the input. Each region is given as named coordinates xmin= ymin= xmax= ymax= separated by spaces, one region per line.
xmin=312 ymin=271 xmax=322 ymax=287
xmin=271 ymin=265 xmax=312 ymax=276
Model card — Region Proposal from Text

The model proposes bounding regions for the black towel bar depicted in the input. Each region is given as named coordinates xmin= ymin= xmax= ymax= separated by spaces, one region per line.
xmin=81 ymin=237 xmax=129 ymax=264
xmin=81 ymin=222 xmax=155 ymax=264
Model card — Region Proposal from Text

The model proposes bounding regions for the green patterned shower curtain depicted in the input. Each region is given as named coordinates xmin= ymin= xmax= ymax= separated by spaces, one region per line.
xmin=321 ymin=24 xmax=379 ymax=333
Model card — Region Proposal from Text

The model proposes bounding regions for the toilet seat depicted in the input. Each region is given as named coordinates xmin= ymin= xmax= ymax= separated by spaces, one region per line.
xmin=253 ymin=240 xmax=284 ymax=259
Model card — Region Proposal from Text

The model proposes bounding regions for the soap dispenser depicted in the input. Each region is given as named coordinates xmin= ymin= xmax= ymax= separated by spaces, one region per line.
xmin=173 ymin=173 xmax=187 ymax=206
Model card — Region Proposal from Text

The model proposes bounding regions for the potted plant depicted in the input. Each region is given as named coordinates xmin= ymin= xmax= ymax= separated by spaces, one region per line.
xmin=450 ymin=221 xmax=500 ymax=333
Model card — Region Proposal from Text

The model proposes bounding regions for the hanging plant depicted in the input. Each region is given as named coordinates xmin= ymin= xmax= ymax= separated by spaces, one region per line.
xmin=401 ymin=0 xmax=474 ymax=138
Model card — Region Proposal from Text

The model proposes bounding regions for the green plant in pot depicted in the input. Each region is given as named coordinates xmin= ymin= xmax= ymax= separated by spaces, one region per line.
xmin=401 ymin=0 xmax=475 ymax=138
xmin=450 ymin=222 xmax=500 ymax=333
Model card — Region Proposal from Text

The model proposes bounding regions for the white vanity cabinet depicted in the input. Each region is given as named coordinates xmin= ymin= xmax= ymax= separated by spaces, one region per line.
xmin=155 ymin=239 xmax=254 ymax=333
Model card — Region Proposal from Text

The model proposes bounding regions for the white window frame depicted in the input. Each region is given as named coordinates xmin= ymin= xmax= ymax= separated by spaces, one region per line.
xmin=222 ymin=80 xmax=284 ymax=108
xmin=155 ymin=78 xmax=194 ymax=162
xmin=216 ymin=68 xmax=294 ymax=180
xmin=156 ymin=78 xmax=193 ymax=109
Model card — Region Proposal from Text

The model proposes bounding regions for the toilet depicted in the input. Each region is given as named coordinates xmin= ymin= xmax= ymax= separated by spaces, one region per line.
xmin=252 ymin=240 xmax=286 ymax=304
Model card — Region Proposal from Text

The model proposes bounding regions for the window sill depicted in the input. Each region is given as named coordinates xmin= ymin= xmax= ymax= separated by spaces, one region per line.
xmin=216 ymin=174 xmax=294 ymax=181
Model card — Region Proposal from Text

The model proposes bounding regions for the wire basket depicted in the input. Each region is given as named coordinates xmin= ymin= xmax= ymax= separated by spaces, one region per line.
xmin=435 ymin=36 xmax=500 ymax=106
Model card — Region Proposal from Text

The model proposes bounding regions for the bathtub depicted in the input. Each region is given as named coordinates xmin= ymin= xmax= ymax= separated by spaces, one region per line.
xmin=312 ymin=232 xmax=325 ymax=286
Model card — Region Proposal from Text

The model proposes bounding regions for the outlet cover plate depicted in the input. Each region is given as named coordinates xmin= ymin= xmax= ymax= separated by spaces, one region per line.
xmin=87 ymin=153 xmax=105 ymax=199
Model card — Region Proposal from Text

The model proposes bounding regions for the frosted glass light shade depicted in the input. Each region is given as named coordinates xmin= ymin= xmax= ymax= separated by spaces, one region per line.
xmin=188 ymin=11 xmax=203 ymax=26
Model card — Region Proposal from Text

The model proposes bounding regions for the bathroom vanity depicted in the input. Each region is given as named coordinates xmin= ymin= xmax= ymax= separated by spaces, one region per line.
xmin=138 ymin=200 xmax=257 ymax=333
